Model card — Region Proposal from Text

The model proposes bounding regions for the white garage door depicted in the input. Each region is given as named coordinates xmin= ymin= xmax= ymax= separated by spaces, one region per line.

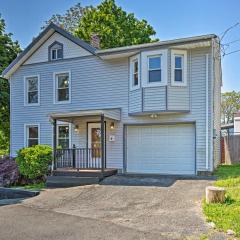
xmin=126 ymin=124 xmax=195 ymax=175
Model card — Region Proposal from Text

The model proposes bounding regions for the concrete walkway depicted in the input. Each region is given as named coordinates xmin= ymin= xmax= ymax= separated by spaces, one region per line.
xmin=0 ymin=176 xmax=229 ymax=240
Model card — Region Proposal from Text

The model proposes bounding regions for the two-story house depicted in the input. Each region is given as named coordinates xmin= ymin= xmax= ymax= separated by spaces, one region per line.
xmin=3 ymin=23 xmax=222 ymax=176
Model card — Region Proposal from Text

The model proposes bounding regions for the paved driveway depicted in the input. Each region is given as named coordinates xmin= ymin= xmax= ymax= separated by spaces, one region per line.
xmin=0 ymin=176 xmax=227 ymax=240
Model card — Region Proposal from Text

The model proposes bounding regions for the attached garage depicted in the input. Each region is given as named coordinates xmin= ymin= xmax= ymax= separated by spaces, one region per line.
xmin=126 ymin=123 xmax=196 ymax=175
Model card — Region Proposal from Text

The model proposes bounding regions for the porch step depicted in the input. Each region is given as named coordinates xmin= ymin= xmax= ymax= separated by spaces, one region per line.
xmin=46 ymin=176 xmax=99 ymax=188
xmin=53 ymin=169 xmax=118 ymax=178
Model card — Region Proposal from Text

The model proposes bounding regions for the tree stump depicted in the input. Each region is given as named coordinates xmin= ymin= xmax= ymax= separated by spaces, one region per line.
xmin=206 ymin=186 xmax=226 ymax=204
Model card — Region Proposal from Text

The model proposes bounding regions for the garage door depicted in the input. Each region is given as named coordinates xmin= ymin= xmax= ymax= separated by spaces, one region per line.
xmin=126 ymin=124 xmax=195 ymax=175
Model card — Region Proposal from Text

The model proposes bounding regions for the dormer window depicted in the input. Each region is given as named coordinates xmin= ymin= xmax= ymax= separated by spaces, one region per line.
xmin=49 ymin=41 xmax=63 ymax=61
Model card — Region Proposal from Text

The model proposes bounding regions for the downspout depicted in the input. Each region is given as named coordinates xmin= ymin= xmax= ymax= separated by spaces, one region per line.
xmin=205 ymin=54 xmax=209 ymax=169
xmin=210 ymin=39 xmax=215 ymax=171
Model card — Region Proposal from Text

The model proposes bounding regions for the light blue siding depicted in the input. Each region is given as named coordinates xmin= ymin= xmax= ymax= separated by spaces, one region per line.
xmin=10 ymin=47 xmax=214 ymax=171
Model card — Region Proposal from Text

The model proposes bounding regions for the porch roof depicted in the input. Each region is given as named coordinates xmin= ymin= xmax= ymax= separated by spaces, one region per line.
xmin=49 ymin=108 xmax=121 ymax=121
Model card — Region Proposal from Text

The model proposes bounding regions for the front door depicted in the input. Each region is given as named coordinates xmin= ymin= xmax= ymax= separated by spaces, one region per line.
xmin=88 ymin=123 xmax=102 ymax=164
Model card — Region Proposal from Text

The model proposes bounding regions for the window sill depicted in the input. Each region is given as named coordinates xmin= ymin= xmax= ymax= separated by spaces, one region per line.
xmin=130 ymin=85 xmax=140 ymax=91
xmin=171 ymin=82 xmax=187 ymax=87
xmin=54 ymin=101 xmax=71 ymax=105
xmin=24 ymin=103 xmax=40 ymax=107
xmin=50 ymin=58 xmax=63 ymax=61
xmin=142 ymin=82 xmax=167 ymax=88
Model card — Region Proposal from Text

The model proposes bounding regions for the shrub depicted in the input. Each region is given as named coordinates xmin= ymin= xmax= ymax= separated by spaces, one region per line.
xmin=0 ymin=156 xmax=19 ymax=187
xmin=16 ymin=145 xmax=52 ymax=180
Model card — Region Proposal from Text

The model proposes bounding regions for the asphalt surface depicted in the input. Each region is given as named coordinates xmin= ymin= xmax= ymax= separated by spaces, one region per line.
xmin=0 ymin=176 xmax=229 ymax=240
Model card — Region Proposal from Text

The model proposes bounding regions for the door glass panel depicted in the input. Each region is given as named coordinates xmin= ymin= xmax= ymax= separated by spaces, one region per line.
xmin=91 ymin=128 xmax=101 ymax=158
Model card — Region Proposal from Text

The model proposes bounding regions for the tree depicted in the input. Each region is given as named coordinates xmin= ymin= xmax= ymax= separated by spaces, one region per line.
xmin=75 ymin=0 xmax=158 ymax=49
xmin=42 ymin=3 xmax=92 ymax=33
xmin=0 ymin=16 xmax=21 ymax=155
xmin=221 ymin=91 xmax=240 ymax=124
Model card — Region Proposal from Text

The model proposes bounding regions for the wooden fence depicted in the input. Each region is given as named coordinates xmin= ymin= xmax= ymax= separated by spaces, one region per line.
xmin=221 ymin=135 xmax=240 ymax=164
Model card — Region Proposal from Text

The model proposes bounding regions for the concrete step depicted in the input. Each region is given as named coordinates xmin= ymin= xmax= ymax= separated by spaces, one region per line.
xmin=46 ymin=176 xmax=99 ymax=188
xmin=53 ymin=169 xmax=117 ymax=178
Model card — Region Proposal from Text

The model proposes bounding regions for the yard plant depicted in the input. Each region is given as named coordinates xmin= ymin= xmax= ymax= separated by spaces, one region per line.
xmin=16 ymin=145 xmax=52 ymax=180
xmin=203 ymin=164 xmax=240 ymax=236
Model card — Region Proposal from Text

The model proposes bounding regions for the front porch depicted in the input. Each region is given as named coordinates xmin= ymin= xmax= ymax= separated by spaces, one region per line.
xmin=49 ymin=108 xmax=121 ymax=183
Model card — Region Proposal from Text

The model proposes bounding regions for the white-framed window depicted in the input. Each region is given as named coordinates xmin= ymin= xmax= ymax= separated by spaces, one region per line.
xmin=49 ymin=43 xmax=63 ymax=61
xmin=148 ymin=55 xmax=161 ymax=83
xmin=141 ymin=49 xmax=168 ymax=87
xmin=25 ymin=124 xmax=40 ymax=147
xmin=171 ymin=49 xmax=187 ymax=86
xmin=53 ymin=71 xmax=71 ymax=104
xmin=57 ymin=124 xmax=71 ymax=149
xmin=129 ymin=55 xmax=140 ymax=90
xmin=24 ymin=75 xmax=40 ymax=106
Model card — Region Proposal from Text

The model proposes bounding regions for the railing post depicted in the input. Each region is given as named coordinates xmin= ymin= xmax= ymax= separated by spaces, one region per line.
xmin=72 ymin=144 xmax=76 ymax=168
xmin=101 ymin=114 xmax=105 ymax=174
xmin=52 ymin=119 xmax=57 ymax=171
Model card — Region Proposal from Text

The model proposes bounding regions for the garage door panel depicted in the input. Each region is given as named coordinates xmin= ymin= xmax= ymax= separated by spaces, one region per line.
xmin=126 ymin=124 xmax=195 ymax=175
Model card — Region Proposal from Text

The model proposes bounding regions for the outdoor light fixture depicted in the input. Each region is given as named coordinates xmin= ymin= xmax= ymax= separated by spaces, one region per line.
xmin=74 ymin=125 xmax=79 ymax=133
xmin=150 ymin=114 xmax=158 ymax=119
xmin=110 ymin=122 xmax=115 ymax=129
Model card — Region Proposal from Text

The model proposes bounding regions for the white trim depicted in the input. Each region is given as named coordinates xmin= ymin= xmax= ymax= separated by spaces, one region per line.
xmin=53 ymin=71 xmax=71 ymax=104
xmin=141 ymin=49 xmax=168 ymax=87
xmin=51 ymin=48 xmax=62 ymax=61
xmin=205 ymin=54 xmax=209 ymax=169
xmin=56 ymin=122 xmax=72 ymax=148
xmin=129 ymin=54 xmax=140 ymax=91
xmin=24 ymin=123 xmax=40 ymax=147
xmin=24 ymin=74 xmax=40 ymax=106
xmin=171 ymin=49 xmax=187 ymax=87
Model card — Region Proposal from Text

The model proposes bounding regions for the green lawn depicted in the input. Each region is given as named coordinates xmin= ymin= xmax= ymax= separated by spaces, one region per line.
xmin=203 ymin=164 xmax=240 ymax=237
xmin=12 ymin=182 xmax=46 ymax=191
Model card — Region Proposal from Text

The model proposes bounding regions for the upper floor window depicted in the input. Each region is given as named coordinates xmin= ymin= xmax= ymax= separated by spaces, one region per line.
xmin=54 ymin=71 xmax=71 ymax=104
xmin=24 ymin=75 xmax=40 ymax=106
xmin=174 ymin=55 xmax=183 ymax=82
xmin=130 ymin=55 xmax=140 ymax=90
xmin=49 ymin=42 xmax=63 ymax=61
xmin=25 ymin=124 xmax=39 ymax=147
xmin=171 ymin=50 xmax=187 ymax=86
xmin=142 ymin=49 xmax=167 ymax=87
xmin=148 ymin=56 xmax=161 ymax=83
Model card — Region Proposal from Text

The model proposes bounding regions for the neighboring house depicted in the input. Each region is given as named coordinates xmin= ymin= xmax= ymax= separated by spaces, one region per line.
xmin=221 ymin=123 xmax=234 ymax=136
xmin=234 ymin=112 xmax=240 ymax=134
xmin=2 ymin=23 xmax=222 ymax=175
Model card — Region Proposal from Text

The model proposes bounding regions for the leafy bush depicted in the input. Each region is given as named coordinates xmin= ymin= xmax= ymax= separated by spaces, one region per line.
xmin=16 ymin=145 xmax=52 ymax=180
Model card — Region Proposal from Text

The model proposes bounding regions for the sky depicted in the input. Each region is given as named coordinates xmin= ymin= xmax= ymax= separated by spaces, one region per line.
xmin=1 ymin=0 xmax=240 ymax=92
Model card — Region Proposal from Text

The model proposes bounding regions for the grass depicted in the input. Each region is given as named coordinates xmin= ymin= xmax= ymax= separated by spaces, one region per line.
xmin=203 ymin=164 xmax=240 ymax=237
xmin=21 ymin=182 xmax=46 ymax=191
xmin=12 ymin=182 xmax=46 ymax=191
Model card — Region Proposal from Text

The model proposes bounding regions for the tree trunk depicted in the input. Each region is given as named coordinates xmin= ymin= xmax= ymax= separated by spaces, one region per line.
xmin=206 ymin=186 xmax=226 ymax=204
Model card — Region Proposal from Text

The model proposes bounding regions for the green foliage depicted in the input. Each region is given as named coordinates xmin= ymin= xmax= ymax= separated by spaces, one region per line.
xmin=203 ymin=164 xmax=240 ymax=236
xmin=0 ymin=16 xmax=21 ymax=155
xmin=21 ymin=182 xmax=45 ymax=191
xmin=75 ymin=0 xmax=158 ymax=49
xmin=42 ymin=3 xmax=91 ymax=33
xmin=0 ymin=16 xmax=21 ymax=74
xmin=16 ymin=145 xmax=52 ymax=179
xmin=0 ymin=77 xmax=10 ymax=155
xmin=221 ymin=91 xmax=240 ymax=124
